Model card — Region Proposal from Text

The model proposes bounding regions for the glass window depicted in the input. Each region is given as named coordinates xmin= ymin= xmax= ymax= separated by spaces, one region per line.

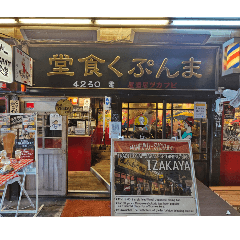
xmin=37 ymin=114 xmax=62 ymax=149
xmin=157 ymin=103 xmax=171 ymax=109
xmin=125 ymin=109 xmax=156 ymax=139
xmin=173 ymin=103 xmax=194 ymax=109
xmin=223 ymin=104 xmax=240 ymax=151
xmin=45 ymin=138 xmax=62 ymax=148
xmin=122 ymin=103 xmax=128 ymax=108
xmin=121 ymin=102 xmax=208 ymax=160
xmin=129 ymin=103 xmax=156 ymax=109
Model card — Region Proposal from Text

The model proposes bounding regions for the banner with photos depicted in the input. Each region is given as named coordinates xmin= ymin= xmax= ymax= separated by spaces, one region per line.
xmin=111 ymin=139 xmax=200 ymax=216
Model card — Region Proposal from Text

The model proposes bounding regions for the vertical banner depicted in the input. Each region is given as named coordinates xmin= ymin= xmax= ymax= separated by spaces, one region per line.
xmin=50 ymin=113 xmax=62 ymax=130
xmin=10 ymin=100 xmax=20 ymax=113
xmin=15 ymin=47 xmax=33 ymax=86
xmin=111 ymin=139 xmax=200 ymax=216
xmin=105 ymin=96 xmax=111 ymax=110
xmin=0 ymin=39 xmax=13 ymax=83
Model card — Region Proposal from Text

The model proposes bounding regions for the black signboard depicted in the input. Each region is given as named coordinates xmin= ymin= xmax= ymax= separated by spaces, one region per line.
xmin=15 ymin=139 xmax=35 ymax=149
xmin=29 ymin=45 xmax=218 ymax=90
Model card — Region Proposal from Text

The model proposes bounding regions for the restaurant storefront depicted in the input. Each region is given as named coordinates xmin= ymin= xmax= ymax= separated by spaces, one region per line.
xmin=16 ymin=43 xmax=219 ymax=195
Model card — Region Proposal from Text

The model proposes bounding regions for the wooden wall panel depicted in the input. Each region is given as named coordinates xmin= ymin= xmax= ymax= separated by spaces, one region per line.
xmin=25 ymin=153 xmax=66 ymax=195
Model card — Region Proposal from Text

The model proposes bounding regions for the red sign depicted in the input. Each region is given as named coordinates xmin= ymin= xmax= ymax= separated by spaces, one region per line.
xmin=114 ymin=140 xmax=190 ymax=153
xmin=26 ymin=102 xmax=34 ymax=109
xmin=20 ymin=149 xmax=34 ymax=159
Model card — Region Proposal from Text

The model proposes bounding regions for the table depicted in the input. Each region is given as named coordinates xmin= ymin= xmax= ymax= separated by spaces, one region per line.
xmin=0 ymin=159 xmax=37 ymax=217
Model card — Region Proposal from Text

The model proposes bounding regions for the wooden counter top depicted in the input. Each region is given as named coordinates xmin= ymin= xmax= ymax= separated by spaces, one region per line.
xmin=68 ymin=135 xmax=91 ymax=138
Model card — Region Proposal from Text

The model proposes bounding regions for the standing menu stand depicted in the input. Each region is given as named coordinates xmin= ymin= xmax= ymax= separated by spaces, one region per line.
xmin=0 ymin=113 xmax=39 ymax=217
xmin=111 ymin=139 xmax=200 ymax=216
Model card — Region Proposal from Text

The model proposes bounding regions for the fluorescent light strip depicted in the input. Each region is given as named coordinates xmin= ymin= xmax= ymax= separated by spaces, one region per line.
xmin=95 ymin=19 xmax=169 ymax=25
xmin=0 ymin=19 xmax=16 ymax=24
xmin=19 ymin=18 xmax=92 ymax=24
xmin=172 ymin=20 xmax=240 ymax=26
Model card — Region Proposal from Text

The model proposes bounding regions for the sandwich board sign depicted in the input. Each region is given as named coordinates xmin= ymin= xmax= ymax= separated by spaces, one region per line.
xmin=111 ymin=139 xmax=200 ymax=216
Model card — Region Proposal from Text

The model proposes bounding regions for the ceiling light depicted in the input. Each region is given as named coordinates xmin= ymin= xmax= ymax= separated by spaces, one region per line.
xmin=171 ymin=20 xmax=240 ymax=26
xmin=19 ymin=18 xmax=92 ymax=24
xmin=95 ymin=19 xmax=169 ymax=26
xmin=0 ymin=18 xmax=17 ymax=24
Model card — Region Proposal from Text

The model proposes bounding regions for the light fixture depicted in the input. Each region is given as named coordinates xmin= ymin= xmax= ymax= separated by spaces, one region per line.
xmin=19 ymin=18 xmax=92 ymax=25
xmin=0 ymin=18 xmax=17 ymax=24
xmin=95 ymin=19 xmax=169 ymax=26
xmin=171 ymin=20 xmax=240 ymax=26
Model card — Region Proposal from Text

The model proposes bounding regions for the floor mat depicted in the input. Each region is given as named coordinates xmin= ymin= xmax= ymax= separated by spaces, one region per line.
xmin=61 ymin=200 xmax=111 ymax=217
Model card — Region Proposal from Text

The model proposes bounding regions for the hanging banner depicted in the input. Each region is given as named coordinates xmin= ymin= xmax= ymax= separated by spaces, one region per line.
xmin=50 ymin=113 xmax=62 ymax=130
xmin=105 ymin=96 xmax=111 ymax=110
xmin=14 ymin=47 xmax=33 ymax=86
xmin=111 ymin=139 xmax=200 ymax=216
xmin=0 ymin=39 xmax=13 ymax=83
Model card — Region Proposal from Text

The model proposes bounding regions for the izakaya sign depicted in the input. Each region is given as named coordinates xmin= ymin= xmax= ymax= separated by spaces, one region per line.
xmin=111 ymin=139 xmax=200 ymax=216
xmin=0 ymin=39 xmax=13 ymax=83
xmin=29 ymin=45 xmax=218 ymax=90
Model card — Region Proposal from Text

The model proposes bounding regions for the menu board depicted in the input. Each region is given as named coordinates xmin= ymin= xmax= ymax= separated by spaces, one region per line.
xmin=111 ymin=139 xmax=200 ymax=216
xmin=0 ymin=113 xmax=37 ymax=159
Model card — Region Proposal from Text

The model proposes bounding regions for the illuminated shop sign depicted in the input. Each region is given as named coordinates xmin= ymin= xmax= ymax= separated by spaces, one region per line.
xmin=30 ymin=46 xmax=218 ymax=90
xmin=222 ymin=38 xmax=240 ymax=76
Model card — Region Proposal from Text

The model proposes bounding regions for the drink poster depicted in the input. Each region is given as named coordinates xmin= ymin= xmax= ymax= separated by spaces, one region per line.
xmin=50 ymin=113 xmax=62 ymax=130
xmin=22 ymin=113 xmax=36 ymax=132
xmin=0 ymin=113 xmax=10 ymax=133
xmin=111 ymin=139 xmax=200 ymax=216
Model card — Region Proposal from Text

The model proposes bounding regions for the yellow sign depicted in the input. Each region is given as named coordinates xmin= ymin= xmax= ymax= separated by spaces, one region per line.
xmin=47 ymin=54 xmax=74 ymax=76
xmin=55 ymin=99 xmax=73 ymax=116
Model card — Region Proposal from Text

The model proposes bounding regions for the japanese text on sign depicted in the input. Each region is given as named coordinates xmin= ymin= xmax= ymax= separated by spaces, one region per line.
xmin=0 ymin=39 xmax=12 ymax=83
xmin=111 ymin=139 xmax=200 ymax=216
xmin=47 ymin=54 xmax=202 ymax=89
